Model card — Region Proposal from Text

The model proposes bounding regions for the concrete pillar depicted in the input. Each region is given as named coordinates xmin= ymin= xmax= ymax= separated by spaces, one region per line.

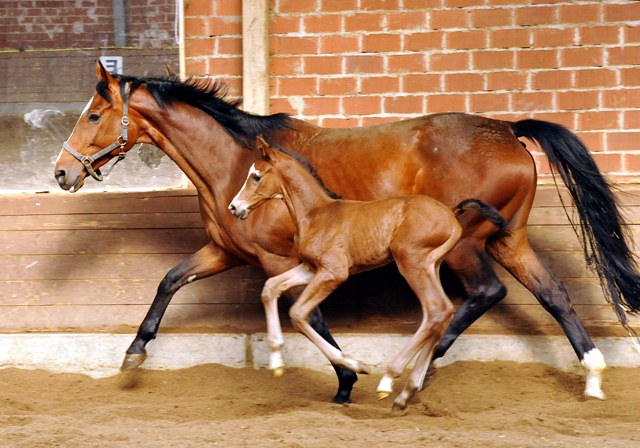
xmin=242 ymin=0 xmax=270 ymax=115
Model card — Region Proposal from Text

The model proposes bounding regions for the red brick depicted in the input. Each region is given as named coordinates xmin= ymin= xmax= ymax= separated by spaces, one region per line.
xmin=579 ymin=26 xmax=619 ymax=46
xmin=362 ymin=34 xmax=402 ymax=53
xmin=558 ymin=4 xmax=600 ymax=24
xmin=608 ymin=46 xmax=640 ymax=66
xmin=216 ymin=0 xmax=241 ymax=16
xmin=303 ymin=97 xmax=341 ymax=115
xmin=530 ymin=112 xmax=575 ymax=130
xmin=362 ymin=116 xmax=403 ymax=126
xmin=473 ymin=50 xmax=514 ymax=70
xmin=471 ymin=8 xmax=512 ymax=28
xmin=557 ymin=91 xmax=599 ymax=111
xmin=384 ymin=95 xmax=424 ymax=114
xmin=576 ymin=132 xmax=604 ymax=154
xmin=271 ymin=57 xmax=303 ymax=76
xmin=447 ymin=30 xmax=487 ymax=50
xmin=516 ymin=49 xmax=558 ymax=70
xmin=591 ymin=152 xmax=622 ymax=173
xmin=185 ymin=59 xmax=206 ymax=75
xmin=388 ymin=54 xmax=426 ymax=73
xmin=624 ymin=154 xmax=640 ymax=172
xmin=278 ymin=77 xmax=317 ymax=96
xmin=444 ymin=73 xmax=484 ymax=92
xmin=560 ymin=47 xmax=602 ymax=68
xmin=319 ymin=77 xmax=358 ymax=95
xmin=271 ymin=98 xmax=299 ymax=115
xmin=532 ymin=28 xmax=574 ymax=48
xmin=303 ymin=15 xmax=341 ymax=33
xmin=430 ymin=9 xmax=469 ymax=30
xmin=345 ymin=55 xmax=384 ymax=74
xmin=490 ymin=29 xmax=530 ymax=49
xmin=578 ymin=111 xmax=620 ymax=131
xmin=386 ymin=12 xmax=427 ymax=31
xmin=278 ymin=0 xmax=317 ymax=13
xmin=445 ymin=0 xmax=484 ymax=8
xmin=404 ymin=0 xmax=441 ymax=9
xmin=608 ymin=132 xmax=640 ymax=151
xmin=209 ymin=17 xmax=242 ymax=35
xmin=534 ymin=154 xmax=552 ymax=175
xmin=271 ymin=36 xmax=319 ymax=55
xmin=531 ymin=70 xmax=571 ymax=90
xmin=208 ymin=56 xmax=242 ymax=75
xmin=270 ymin=16 xmax=301 ymax=34
xmin=405 ymin=32 xmax=444 ymax=52
xmin=321 ymin=117 xmax=359 ymax=128
xmin=321 ymin=0 xmax=357 ymax=12
xmin=185 ymin=38 xmax=215 ymax=58
xmin=431 ymin=52 xmax=470 ymax=71
xmin=185 ymin=0 xmax=213 ymax=16
xmin=320 ymin=35 xmax=359 ymax=54
xmin=185 ymin=18 xmax=207 ymax=37
xmin=344 ymin=13 xmax=384 ymax=32
xmin=487 ymin=72 xmax=528 ymax=91
xmin=404 ymin=73 xmax=442 ymax=93
xmin=603 ymin=89 xmax=640 ymax=109
xmin=469 ymin=93 xmax=509 ymax=113
xmin=515 ymin=6 xmax=555 ymax=27
xmin=623 ymin=110 xmax=640 ymax=129
xmin=361 ymin=76 xmax=400 ymax=94
xmin=303 ymin=56 xmax=342 ymax=75
xmin=512 ymin=92 xmax=553 ymax=112
xmin=218 ymin=37 xmax=242 ymax=55
xmin=624 ymin=26 xmax=640 ymax=44
xmin=604 ymin=3 xmax=640 ymax=22
xmin=575 ymin=69 xmax=617 ymax=89
xmin=343 ymin=96 xmax=382 ymax=115
xmin=360 ymin=0 xmax=401 ymax=11
xmin=426 ymin=94 xmax=466 ymax=113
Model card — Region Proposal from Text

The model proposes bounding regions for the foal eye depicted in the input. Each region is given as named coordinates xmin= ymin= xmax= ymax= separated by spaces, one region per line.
xmin=88 ymin=114 xmax=101 ymax=122
xmin=252 ymin=175 xmax=261 ymax=182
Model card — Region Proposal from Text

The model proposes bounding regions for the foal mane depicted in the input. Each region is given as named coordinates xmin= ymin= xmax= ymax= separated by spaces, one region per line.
xmin=269 ymin=144 xmax=341 ymax=200
xmin=97 ymin=75 xmax=292 ymax=148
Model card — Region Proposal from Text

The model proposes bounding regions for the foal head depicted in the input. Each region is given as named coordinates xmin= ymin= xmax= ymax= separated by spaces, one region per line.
xmin=228 ymin=137 xmax=284 ymax=220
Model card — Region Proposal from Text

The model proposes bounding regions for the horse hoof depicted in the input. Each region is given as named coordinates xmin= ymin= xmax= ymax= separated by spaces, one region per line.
xmin=377 ymin=391 xmax=391 ymax=401
xmin=273 ymin=367 xmax=285 ymax=378
xmin=120 ymin=353 xmax=147 ymax=371
xmin=392 ymin=401 xmax=407 ymax=412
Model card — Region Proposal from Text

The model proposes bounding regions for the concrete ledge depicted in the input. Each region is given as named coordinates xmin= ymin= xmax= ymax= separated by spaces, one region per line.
xmin=0 ymin=333 xmax=638 ymax=378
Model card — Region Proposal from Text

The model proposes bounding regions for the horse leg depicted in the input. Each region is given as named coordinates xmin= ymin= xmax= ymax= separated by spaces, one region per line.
xmin=288 ymin=269 xmax=372 ymax=374
xmin=260 ymin=264 xmax=315 ymax=376
xmin=487 ymin=231 xmax=606 ymax=399
xmin=121 ymin=242 xmax=244 ymax=370
xmin=377 ymin=254 xmax=455 ymax=402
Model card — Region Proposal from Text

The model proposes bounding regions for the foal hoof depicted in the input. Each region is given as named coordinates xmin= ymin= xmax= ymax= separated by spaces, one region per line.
xmin=377 ymin=391 xmax=391 ymax=401
xmin=273 ymin=367 xmax=285 ymax=378
xmin=120 ymin=353 xmax=147 ymax=371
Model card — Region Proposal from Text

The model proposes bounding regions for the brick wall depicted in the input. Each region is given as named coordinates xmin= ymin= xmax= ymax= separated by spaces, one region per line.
xmin=0 ymin=0 xmax=177 ymax=50
xmin=185 ymin=0 xmax=640 ymax=177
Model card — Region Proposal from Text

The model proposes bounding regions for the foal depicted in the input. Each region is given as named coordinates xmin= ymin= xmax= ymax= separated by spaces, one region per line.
xmin=229 ymin=138 xmax=506 ymax=409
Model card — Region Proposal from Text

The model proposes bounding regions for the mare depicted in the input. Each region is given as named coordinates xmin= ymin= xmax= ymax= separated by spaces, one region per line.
xmin=228 ymin=137 xmax=507 ymax=409
xmin=54 ymin=62 xmax=640 ymax=402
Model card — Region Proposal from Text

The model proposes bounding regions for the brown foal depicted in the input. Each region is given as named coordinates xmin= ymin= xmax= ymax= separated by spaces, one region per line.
xmin=229 ymin=138 xmax=506 ymax=409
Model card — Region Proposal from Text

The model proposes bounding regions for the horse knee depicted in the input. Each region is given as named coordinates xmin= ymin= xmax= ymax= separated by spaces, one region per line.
xmin=289 ymin=307 xmax=307 ymax=330
xmin=261 ymin=278 xmax=280 ymax=304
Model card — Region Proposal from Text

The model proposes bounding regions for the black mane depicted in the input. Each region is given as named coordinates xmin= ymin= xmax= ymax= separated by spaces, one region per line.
xmin=269 ymin=144 xmax=341 ymax=200
xmin=97 ymin=75 xmax=292 ymax=148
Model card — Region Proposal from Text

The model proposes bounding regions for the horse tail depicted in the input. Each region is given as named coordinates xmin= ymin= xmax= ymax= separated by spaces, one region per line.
xmin=455 ymin=199 xmax=507 ymax=230
xmin=511 ymin=118 xmax=640 ymax=332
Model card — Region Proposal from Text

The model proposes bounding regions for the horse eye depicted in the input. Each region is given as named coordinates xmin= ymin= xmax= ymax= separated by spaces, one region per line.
xmin=252 ymin=175 xmax=261 ymax=182
xmin=88 ymin=114 xmax=100 ymax=122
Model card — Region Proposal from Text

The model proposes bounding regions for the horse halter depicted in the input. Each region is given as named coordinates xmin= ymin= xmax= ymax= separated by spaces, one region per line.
xmin=61 ymin=83 xmax=131 ymax=181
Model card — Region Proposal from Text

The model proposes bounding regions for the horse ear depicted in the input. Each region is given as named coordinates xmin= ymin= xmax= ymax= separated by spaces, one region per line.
xmin=96 ymin=60 xmax=115 ymax=84
xmin=165 ymin=63 xmax=178 ymax=78
xmin=255 ymin=135 xmax=271 ymax=159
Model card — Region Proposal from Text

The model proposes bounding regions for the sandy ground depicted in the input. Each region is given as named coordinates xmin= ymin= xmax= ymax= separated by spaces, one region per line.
xmin=1 ymin=361 xmax=639 ymax=447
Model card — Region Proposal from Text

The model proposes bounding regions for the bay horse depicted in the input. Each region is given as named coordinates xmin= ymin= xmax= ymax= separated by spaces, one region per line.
xmin=228 ymin=137 xmax=507 ymax=409
xmin=54 ymin=62 xmax=640 ymax=402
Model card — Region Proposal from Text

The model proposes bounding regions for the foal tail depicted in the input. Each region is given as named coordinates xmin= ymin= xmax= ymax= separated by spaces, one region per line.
xmin=512 ymin=118 xmax=640 ymax=332
xmin=455 ymin=199 xmax=507 ymax=230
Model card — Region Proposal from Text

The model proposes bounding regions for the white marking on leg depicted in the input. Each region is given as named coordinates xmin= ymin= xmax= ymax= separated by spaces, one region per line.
xmin=581 ymin=348 xmax=606 ymax=399
xmin=377 ymin=375 xmax=394 ymax=394
xmin=269 ymin=351 xmax=284 ymax=371
xmin=187 ymin=275 xmax=196 ymax=283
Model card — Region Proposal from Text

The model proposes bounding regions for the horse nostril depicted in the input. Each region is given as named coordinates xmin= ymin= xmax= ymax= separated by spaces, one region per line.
xmin=55 ymin=169 xmax=67 ymax=185
xmin=229 ymin=204 xmax=237 ymax=214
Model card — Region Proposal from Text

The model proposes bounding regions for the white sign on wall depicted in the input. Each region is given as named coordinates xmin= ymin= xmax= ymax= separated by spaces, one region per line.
xmin=99 ymin=56 xmax=123 ymax=75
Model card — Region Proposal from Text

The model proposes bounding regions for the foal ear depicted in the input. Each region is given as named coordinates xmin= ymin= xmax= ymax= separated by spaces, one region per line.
xmin=96 ymin=60 xmax=115 ymax=84
xmin=255 ymin=135 xmax=271 ymax=159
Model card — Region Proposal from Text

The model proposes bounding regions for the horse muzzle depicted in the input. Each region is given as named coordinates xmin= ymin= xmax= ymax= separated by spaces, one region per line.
xmin=54 ymin=168 xmax=84 ymax=193
xmin=228 ymin=202 xmax=249 ymax=220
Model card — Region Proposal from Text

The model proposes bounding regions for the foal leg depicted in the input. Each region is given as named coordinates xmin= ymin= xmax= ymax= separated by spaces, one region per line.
xmin=260 ymin=264 xmax=315 ymax=376
xmin=121 ymin=242 xmax=244 ymax=370
xmin=487 ymin=231 xmax=606 ymax=399
xmin=288 ymin=269 xmax=372 ymax=374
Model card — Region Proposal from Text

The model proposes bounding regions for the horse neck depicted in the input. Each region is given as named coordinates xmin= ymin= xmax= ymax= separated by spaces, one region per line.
xmin=275 ymin=158 xmax=334 ymax=230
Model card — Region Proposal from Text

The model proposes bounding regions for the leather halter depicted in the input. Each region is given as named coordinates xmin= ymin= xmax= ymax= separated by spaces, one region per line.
xmin=62 ymin=83 xmax=131 ymax=181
